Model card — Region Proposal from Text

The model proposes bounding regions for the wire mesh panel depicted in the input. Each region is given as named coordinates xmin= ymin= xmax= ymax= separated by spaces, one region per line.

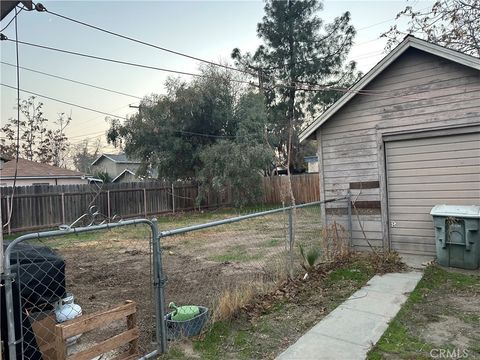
xmin=160 ymin=208 xmax=290 ymax=340
xmin=2 ymin=221 xmax=159 ymax=360
xmin=291 ymin=202 xmax=324 ymax=272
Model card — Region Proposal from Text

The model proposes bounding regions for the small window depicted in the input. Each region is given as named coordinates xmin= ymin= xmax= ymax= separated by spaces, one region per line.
xmin=32 ymin=183 xmax=50 ymax=186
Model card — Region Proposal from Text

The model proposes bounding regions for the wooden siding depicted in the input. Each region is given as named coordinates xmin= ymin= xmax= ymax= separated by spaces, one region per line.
xmin=386 ymin=132 xmax=480 ymax=255
xmin=317 ymin=48 xmax=480 ymax=251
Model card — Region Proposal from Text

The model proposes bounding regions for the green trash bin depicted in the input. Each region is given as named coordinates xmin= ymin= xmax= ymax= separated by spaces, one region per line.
xmin=430 ymin=205 xmax=480 ymax=270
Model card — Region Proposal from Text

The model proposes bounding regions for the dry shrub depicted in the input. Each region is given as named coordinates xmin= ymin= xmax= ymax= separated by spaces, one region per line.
xmin=321 ymin=221 xmax=351 ymax=261
xmin=371 ymin=250 xmax=406 ymax=274
xmin=213 ymin=285 xmax=256 ymax=322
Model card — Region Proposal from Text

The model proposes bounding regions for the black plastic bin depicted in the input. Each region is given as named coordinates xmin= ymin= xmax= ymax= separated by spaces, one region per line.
xmin=165 ymin=306 xmax=209 ymax=340
xmin=1 ymin=241 xmax=66 ymax=359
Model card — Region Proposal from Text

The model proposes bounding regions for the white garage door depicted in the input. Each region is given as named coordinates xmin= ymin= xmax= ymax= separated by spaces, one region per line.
xmin=386 ymin=131 xmax=480 ymax=255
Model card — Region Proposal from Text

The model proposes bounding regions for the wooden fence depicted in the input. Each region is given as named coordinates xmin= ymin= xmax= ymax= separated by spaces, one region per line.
xmin=1 ymin=174 xmax=320 ymax=233
xmin=262 ymin=173 xmax=320 ymax=204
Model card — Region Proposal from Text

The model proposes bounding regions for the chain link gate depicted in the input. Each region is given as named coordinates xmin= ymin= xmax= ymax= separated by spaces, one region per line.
xmin=2 ymin=217 xmax=166 ymax=360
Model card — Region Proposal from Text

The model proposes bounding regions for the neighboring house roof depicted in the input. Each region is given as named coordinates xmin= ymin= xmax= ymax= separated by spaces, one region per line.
xmin=304 ymin=156 xmax=318 ymax=163
xmin=300 ymin=35 xmax=480 ymax=142
xmin=0 ymin=158 xmax=85 ymax=179
xmin=112 ymin=169 xmax=136 ymax=183
xmin=91 ymin=153 xmax=141 ymax=166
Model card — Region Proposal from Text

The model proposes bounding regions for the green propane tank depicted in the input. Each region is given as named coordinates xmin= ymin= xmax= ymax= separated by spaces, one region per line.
xmin=169 ymin=302 xmax=200 ymax=321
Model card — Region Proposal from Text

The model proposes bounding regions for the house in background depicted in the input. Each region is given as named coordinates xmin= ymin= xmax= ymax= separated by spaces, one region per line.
xmin=112 ymin=169 xmax=137 ymax=183
xmin=300 ymin=35 xmax=480 ymax=257
xmin=304 ymin=156 xmax=319 ymax=173
xmin=0 ymin=158 xmax=88 ymax=186
xmin=90 ymin=154 xmax=141 ymax=182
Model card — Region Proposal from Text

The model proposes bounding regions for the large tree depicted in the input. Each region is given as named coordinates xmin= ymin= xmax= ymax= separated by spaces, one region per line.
xmin=1 ymin=96 xmax=71 ymax=166
xmin=72 ymin=138 xmax=101 ymax=173
xmin=107 ymin=66 xmax=273 ymax=206
xmin=198 ymin=92 xmax=274 ymax=206
xmin=232 ymin=0 xmax=360 ymax=170
xmin=382 ymin=0 xmax=480 ymax=57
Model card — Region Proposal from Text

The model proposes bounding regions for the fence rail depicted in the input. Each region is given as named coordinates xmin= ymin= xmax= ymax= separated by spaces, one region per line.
xmin=1 ymin=174 xmax=320 ymax=233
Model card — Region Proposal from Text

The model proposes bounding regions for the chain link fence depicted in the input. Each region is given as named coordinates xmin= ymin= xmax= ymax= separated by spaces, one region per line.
xmin=158 ymin=198 xmax=349 ymax=342
xmin=2 ymin=197 xmax=350 ymax=358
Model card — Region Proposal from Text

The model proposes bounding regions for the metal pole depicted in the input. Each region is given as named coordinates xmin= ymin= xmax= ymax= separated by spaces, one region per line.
xmin=151 ymin=219 xmax=167 ymax=353
xmin=347 ymin=190 xmax=353 ymax=247
xmin=143 ymin=188 xmax=148 ymax=217
xmin=61 ymin=193 xmax=66 ymax=224
xmin=288 ymin=208 xmax=294 ymax=279
xmin=6 ymin=195 xmax=11 ymax=234
xmin=107 ymin=190 xmax=111 ymax=219
xmin=159 ymin=198 xmax=345 ymax=238
xmin=0 ymin=164 xmax=3 ymax=360
xmin=171 ymin=183 xmax=175 ymax=214
xmin=1 ymin=190 xmax=4 ymax=274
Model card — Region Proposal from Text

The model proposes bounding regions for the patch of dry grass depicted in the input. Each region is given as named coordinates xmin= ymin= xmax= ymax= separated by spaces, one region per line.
xmin=213 ymin=286 xmax=256 ymax=322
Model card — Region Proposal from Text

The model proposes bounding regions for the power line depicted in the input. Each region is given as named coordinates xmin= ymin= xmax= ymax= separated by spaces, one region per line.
xmin=4 ymin=7 xmax=21 ymax=230
xmin=35 ymin=2 xmax=255 ymax=77
xmin=1 ymin=38 xmax=256 ymax=86
xmin=1 ymin=61 xmax=143 ymax=100
xmin=0 ymin=39 xmax=406 ymax=97
xmin=0 ymin=6 xmax=23 ymax=32
xmin=0 ymin=83 xmax=128 ymax=119
xmin=69 ymin=130 xmax=106 ymax=141
xmin=355 ymin=5 xmax=432 ymax=32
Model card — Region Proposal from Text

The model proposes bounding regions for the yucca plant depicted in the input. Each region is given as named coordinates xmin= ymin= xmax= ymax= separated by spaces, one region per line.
xmin=299 ymin=244 xmax=322 ymax=272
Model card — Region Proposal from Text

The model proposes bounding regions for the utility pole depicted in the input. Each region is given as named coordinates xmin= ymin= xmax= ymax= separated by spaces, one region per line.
xmin=257 ymin=68 xmax=264 ymax=92
xmin=129 ymin=104 xmax=142 ymax=117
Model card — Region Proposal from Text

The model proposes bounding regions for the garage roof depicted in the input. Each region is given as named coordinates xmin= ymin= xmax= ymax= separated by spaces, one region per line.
xmin=300 ymin=36 xmax=480 ymax=142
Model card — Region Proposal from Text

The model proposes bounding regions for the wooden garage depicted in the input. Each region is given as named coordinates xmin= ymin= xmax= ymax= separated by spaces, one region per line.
xmin=300 ymin=36 xmax=480 ymax=256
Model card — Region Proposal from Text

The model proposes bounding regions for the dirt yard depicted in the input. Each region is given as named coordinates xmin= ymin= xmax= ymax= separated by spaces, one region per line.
xmin=368 ymin=265 xmax=480 ymax=359
xmin=32 ymin=206 xmax=322 ymax=357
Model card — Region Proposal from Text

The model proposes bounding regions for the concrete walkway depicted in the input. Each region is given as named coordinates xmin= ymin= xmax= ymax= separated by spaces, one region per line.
xmin=276 ymin=271 xmax=423 ymax=360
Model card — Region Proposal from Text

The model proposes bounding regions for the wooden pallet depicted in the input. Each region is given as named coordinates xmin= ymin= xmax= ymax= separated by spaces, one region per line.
xmin=54 ymin=300 xmax=139 ymax=360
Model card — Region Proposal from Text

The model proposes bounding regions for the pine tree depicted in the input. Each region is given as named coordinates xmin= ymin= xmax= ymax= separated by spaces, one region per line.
xmin=232 ymin=0 xmax=360 ymax=170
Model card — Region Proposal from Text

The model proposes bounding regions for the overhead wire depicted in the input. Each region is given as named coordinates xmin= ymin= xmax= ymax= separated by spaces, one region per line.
xmin=355 ymin=5 xmax=432 ymax=31
xmin=1 ymin=38 xmax=256 ymax=86
xmin=0 ymin=6 xmax=23 ymax=32
xmin=1 ymin=2 xmax=468 ymax=144
xmin=4 ymin=7 xmax=21 ymax=229
xmin=34 ymin=2 xmax=256 ymax=77
xmin=1 ymin=61 xmax=143 ymax=100
xmin=0 ymin=83 xmax=128 ymax=119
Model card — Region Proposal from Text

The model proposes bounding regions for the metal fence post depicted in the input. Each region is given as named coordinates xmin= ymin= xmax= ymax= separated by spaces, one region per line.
xmin=288 ymin=207 xmax=294 ymax=279
xmin=3 ymin=253 xmax=17 ymax=360
xmin=143 ymin=188 xmax=148 ymax=217
xmin=347 ymin=190 xmax=353 ymax=247
xmin=6 ymin=195 xmax=11 ymax=234
xmin=151 ymin=219 xmax=168 ymax=354
xmin=107 ymin=190 xmax=111 ymax=219
xmin=171 ymin=183 xmax=175 ymax=214
xmin=61 ymin=193 xmax=66 ymax=224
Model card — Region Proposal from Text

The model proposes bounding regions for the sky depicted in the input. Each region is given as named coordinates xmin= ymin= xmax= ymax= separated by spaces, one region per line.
xmin=0 ymin=0 xmax=434 ymax=153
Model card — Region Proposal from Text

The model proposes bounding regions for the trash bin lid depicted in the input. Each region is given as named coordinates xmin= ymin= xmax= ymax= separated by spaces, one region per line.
xmin=430 ymin=205 xmax=480 ymax=219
